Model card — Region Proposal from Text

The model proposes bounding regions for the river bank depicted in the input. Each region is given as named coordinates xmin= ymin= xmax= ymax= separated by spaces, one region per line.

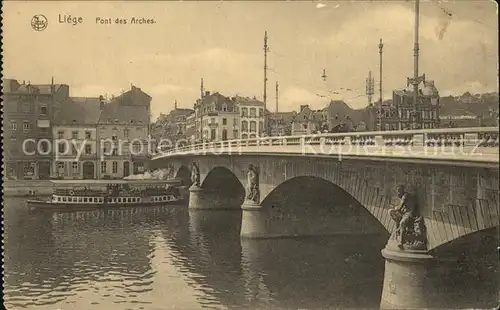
xmin=3 ymin=180 xmax=53 ymax=197
xmin=3 ymin=180 xmax=191 ymax=199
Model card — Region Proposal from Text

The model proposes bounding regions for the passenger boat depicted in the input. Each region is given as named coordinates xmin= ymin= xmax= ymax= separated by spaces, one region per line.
xmin=27 ymin=179 xmax=184 ymax=211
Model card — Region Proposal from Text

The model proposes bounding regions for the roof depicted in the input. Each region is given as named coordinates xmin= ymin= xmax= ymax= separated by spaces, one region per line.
xmin=233 ymin=95 xmax=265 ymax=107
xmin=55 ymin=97 xmax=102 ymax=125
xmin=49 ymin=179 xmax=181 ymax=185
xmin=100 ymin=99 xmax=150 ymax=124
xmin=199 ymin=92 xmax=238 ymax=112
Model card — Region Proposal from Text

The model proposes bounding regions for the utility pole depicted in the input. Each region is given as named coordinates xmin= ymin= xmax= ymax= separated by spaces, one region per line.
xmin=378 ymin=38 xmax=384 ymax=131
xmin=275 ymin=81 xmax=279 ymax=136
xmin=366 ymin=70 xmax=374 ymax=106
xmin=412 ymin=0 xmax=421 ymax=129
xmin=366 ymin=70 xmax=375 ymax=131
xmin=264 ymin=30 xmax=269 ymax=132
xmin=406 ymin=0 xmax=425 ymax=129
xmin=275 ymin=81 xmax=279 ymax=113
xmin=199 ymin=78 xmax=204 ymax=141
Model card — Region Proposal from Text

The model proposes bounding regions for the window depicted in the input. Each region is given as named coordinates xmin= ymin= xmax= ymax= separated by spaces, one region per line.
xmin=242 ymin=108 xmax=248 ymax=117
xmin=40 ymin=106 xmax=47 ymax=115
xmin=10 ymin=121 xmax=17 ymax=131
xmin=40 ymin=141 xmax=49 ymax=153
xmin=101 ymin=162 xmax=107 ymax=173
xmin=250 ymin=121 xmax=257 ymax=132
xmin=250 ymin=108 xmax=257 ymax=117
xmin=57 ymin=162 xmax=64 ymax=169
xmin=124 ymin=128 xmax=129 ymax=138
xmin=72 ymin=131 xmax=78 ymax=139
xmin=58 ymin=143 xmax=66 ymax=153
xmin=112 ymin=135 xmax=118 ymax=141
xmin=211 ymin=118 xmax=215 ymax=124
xmin=23 ymin=121 xmax=30 ymax=132
xmin=242 ymin=120 xmax=248 ymax=131
xmin=222 ymin=104 xmax=228 ymax=112
xmin=85 ymin=144 xmax=92 ymax=154
xmin=58 ymin=131 xmax=64 ymax=139
xmin=259 ymin=108 xmax=264 ymax=117
xmin=72 ymin=162 xmax=79 ymax=173
xmin=112 ymin=161 xmax=118 ymax=173
xmin=85 ymin=131 xmax=92 ymax=139
xmin=222 ymin=118 xmax=227 ymax=125
xmin=23 ymin=103 xmax=30 ymax=113
xmin=40 ymin=127 xmax=49 ymax=135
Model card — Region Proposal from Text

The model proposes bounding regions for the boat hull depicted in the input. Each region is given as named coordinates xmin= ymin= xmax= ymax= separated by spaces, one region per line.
xmin=27 ymin=198 xmax=185 ymax=212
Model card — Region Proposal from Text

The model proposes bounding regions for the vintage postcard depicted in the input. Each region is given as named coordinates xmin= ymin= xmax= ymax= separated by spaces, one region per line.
xmin=2 ymin=1 xmax=499 ymax=309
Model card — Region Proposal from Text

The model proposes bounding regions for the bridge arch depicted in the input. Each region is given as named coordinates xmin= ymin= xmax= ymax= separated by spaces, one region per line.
xmin=175 ymin=165 xmax=192 ymax=186
xmin=260 ymin=176 xmax=389 ymax=238
xmin=201 ymin=166 xmax=246 ymax=209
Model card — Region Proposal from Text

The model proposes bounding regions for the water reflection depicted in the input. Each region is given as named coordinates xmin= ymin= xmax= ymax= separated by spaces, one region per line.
xmin=3 ymin=198 xmax=498 ymax=309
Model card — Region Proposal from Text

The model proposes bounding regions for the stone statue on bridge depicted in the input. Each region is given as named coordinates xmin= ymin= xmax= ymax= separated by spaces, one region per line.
xmin=389 ymin=185 xmax=426 ymax=250
xmin=191 ymin=161 xmax=200 ymax=188
xmin=245 ymin=164 xmax=260 ymax=204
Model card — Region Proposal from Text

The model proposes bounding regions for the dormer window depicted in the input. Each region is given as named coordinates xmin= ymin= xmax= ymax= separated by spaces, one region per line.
xmin=114 ymin=119 xmax=119 ymax=123
xmin=130 ymin=120 xmax=135 ymax=124
xmin=72 ymin=120 xmax=77 ymax=124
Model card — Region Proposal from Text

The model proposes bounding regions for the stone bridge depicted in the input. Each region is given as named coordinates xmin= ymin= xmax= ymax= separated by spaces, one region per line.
xmin=151 ymin=127 xmax=499 ymax=309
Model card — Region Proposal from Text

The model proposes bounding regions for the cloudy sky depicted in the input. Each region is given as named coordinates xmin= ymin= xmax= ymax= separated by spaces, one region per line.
xmin=4 ymin=0 xmax=498 ymax=119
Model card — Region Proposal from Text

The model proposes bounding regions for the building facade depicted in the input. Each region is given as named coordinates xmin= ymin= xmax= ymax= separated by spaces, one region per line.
xmin=291 ymin=105 xmax=327 ymax=135
xmin=233 ymin=96 xmax=265 ymax=139
xmin=52 ymin=97 xmax=102 ymax=179
xmin=267 ymin=111 xmax=296 ymax=136
xmin=192 ymin=91 xmax=239 ymax=141
xmin=377 ymin=80 xmax=440 ymax=131
xmin=3 ymin=78 xmax=69 ymax=180
xmin=151 ymin=101 xmax=194 ymax=147
xmin=98 ymin=86 xmax=152 ymax=178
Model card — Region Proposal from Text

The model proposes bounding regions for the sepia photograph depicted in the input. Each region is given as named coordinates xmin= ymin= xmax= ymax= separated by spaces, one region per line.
xmin=2 ymin=0 xmax=499 ymax=309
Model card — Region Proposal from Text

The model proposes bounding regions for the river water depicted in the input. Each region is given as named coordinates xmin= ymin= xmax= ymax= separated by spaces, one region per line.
xmin=3 ymin=197 xmax=498 ymax=310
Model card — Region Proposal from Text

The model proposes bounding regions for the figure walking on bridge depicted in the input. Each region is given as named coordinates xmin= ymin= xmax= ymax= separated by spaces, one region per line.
xmin=389 ymin=185 xmax=416 ymax=248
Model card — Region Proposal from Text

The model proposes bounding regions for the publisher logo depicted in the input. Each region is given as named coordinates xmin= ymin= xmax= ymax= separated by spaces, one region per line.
xmin=31 ymin=14 xmax=48 ymax=31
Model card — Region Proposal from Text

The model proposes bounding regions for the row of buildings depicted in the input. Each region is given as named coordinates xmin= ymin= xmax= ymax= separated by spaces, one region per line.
xmin=3 ymin=79 xmax=152 ymax=180
xmin=151 ymin=78 xmax=446 ymax=143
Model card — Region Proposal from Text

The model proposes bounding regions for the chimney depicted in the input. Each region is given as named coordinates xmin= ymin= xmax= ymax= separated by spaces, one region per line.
xmin=99 ymin=95 xmax=105 ymax=110
xmin=205 ymin=91 xmax=210 ymax=96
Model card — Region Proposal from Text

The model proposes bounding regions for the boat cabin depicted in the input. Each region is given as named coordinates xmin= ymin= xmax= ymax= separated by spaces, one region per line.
xmin=48 ymin=179 xmax=182 ymax=205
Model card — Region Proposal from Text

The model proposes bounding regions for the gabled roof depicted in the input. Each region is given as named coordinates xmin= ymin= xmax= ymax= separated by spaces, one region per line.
xmin=200 ymin=92 xmax=237 ymax=111
xmin=55 ymin=97 xmax=102 ymax=125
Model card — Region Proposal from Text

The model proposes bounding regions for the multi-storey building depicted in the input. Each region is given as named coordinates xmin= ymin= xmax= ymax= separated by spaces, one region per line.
xmin=233 ymin=96 xmax=266 ymax=139
xmin=192 ymin=91 xmax=239 ymax=141
xmin=97 ymin=85 xmax=152 ymax=178
xmin=291 ymin=105 xmax=327 ymax=135
xmin=185 ymin=111 xmax=197 ymax=142
xmin=151 ymin=101 xmax=194 ymax=147
xmin=267 ymin=111 xmax=296 ymax=136
xmin=377 ymin=80 xmax=440 ymax=131
xmin=3 ymin=78 xmax=69 ymax=180
xmin=52 ymin=97 xmax=102 ymax=179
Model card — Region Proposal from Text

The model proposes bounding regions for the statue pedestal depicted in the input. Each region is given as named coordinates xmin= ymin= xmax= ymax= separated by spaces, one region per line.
xmin=380 ymin=239 xmax=435 ymax=309
xmin=188 ymin=185 xmax=207 ymax=210
xmin=240 ymin=200 xmax=268 ymax=238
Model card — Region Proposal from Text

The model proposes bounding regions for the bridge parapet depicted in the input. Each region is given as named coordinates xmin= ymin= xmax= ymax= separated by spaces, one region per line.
xmin=156 ymin=127 xmax=499 ymax=155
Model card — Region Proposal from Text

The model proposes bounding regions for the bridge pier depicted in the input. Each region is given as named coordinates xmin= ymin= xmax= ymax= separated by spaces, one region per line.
xmin=240 ymin=201 xmax=269 ymax=238
xmin=380 ymin=242 xmax=436 ymax=309
xmin=188 ymin=185 xmax=209 ymax=209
